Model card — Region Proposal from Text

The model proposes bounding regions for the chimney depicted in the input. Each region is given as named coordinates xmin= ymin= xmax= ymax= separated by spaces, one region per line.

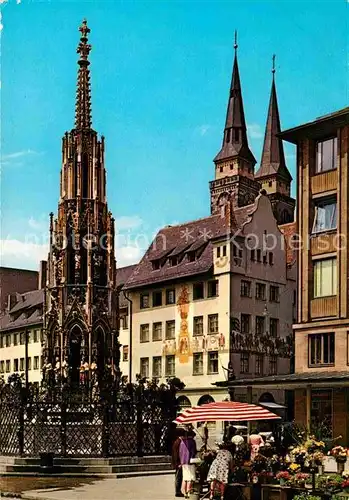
xmin=38 ymin=260 xmax=47 ymax=289
xmin=7 ymin=293 xmax=18 ymax=311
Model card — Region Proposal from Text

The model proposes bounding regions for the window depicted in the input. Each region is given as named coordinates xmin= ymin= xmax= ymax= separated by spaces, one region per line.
xmin=193 ymin=282 xmax=204 ymax=300
xmin=34 ymin=356 xmax=39 ymax=370
xmin=13 ymin=333 xmax=19 ymax=346
xmin=169 ymin=256 xmax=178 ymax=267
xmin=270 ymin=318 xmax=279 ymax=337
xmin=251 ymin=249 xmax=255 ymax=261
xmin=269 ymin=252 xmax=274 ymax=265
xmin=140 ymin=324 xmax=150 ymax=343
xmin=5 ymin=360 xmax=10 ymax=373
xmin=270 ymin=285 xmax=280 ymax=302
xmin=222 ymin=245 xmax=227 ymax=257
xmin=207 ymin=280 xmax=218 ymax=298
xmin=269 ymin=356 xmax=277 ymax=375
xmin=208 ymin=314 xmax=218 ymax=334
xmin=312 ymin=198 xmax=337 ymax=233
xmin=166 ymin=320 xmax=175 ymax=340
xmin=165 ymin=355 xmax=175 ymax=376
xmin=208 ymin=351 xmax=219 ymax=374
xmin=5 ymin=335 xmax=10 ymax=347
xmin=0 ymin=361 xmax=4 ymax=373
xmin=241 ymin=314 xmax=251 ymax=334
xmin=152 ymin=291 xmax=162 ymax=307
xmin=255 ymin=354 xmax=263 ymax=376
xmin=313 ymin=258 xmax=337 ymax=297
xmin=20 ymin=358 xmax=24 ymax=371
xmin=193 ymin=353 xmax=203 ymax=375
xmin=122 ymin=346 xmax=129 ymax=362
xmin=217 ymin=247 xmax=221 ymax=258
xmin=263 ymin=253 xmax=267 ymax=264
xmin=257 ymin=249 xmax=261 ymax=262
xmin=256 ymin=283 xmax=266 ymax=300
xmin=152 ymin=260 xmax=161 ymax=271
xmin=241 ymin=280 xmax=252 ymax=297
xmin=0 ymin=336 xmax=3 ymax=348
xmin=256 ymin=316 xmax=265 ymax=335
xmin=193 ymin=316 xmax=204 ymax=336
xmin=14 ymin=359 xmax=19 ymax=372
xmin=152 ymin=322 xmax=162 ymax=341
xmin=27 ymin=357 xmax=32 ymax=370
xmin=233 ymin=245 xmax=243 ymax=258
xmin=240 ymin=353 xmax=249 ymax=374
xmin=166 ymin=288 xmax=176 ymax=305
xmin=309 ymin=333 xmax=335 ymax=366
xmin=152 ymin=356 xmax=162 ymax=378
xmin=140 ymin=358 xmax=149 ymax=378
xmin=188 ymin=251 xmax=196 ymax=262
xmin=140 ymin=293 xmax=149 ymax=309
xmin=120 ymin=315 xmax=128 ymax=330
xmin=316 ymin=137 xmax=337 ymax=173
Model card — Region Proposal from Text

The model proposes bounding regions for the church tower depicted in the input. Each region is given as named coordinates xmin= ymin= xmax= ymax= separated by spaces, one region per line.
xmin=255 ymin=57 xmax=295 ymax=224
xmin=210 ymin=35 xmax=261 ymax=215
xmin=43 ymin=21 xmax=119 ymax=389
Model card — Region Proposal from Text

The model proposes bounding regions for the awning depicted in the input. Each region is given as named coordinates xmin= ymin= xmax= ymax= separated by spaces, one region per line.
xmin=259 ymin=402 xmax=286 ymax=410
xmin=214 ymin=371 xmax=349 ymax=390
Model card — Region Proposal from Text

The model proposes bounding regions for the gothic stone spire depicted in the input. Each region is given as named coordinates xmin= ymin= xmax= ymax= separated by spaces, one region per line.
xmin=256 ymin=57 xmax=292 ymax=182
xmin=75 ymin=19 xmax=92 ymax=130
xmin=214 ymin=36 xmax=256 ymax=165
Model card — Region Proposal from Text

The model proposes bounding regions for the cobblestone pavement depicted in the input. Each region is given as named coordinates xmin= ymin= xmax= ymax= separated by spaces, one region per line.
xmin=23 ymin=475 xmax=175 ymax=500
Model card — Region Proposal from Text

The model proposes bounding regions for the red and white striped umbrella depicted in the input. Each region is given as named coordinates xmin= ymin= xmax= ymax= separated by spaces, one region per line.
xmin=174 ymin=401 xmax=281 ymax=425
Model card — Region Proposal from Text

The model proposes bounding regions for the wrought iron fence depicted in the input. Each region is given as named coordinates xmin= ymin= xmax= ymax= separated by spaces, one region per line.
xmin=0 ymin=382 xmax=177 ymax=458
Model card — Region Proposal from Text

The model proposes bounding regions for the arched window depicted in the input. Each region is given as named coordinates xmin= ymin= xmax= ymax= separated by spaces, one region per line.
xmin=259 ymin=392 xmax=275 ymax=403
xmin=198 ymin=394 xmax=215 ymax=406
xmin=68 ymin=324 xmax=83 ymax=385
xmin=177 ymin=395 xmax=191 ymax=412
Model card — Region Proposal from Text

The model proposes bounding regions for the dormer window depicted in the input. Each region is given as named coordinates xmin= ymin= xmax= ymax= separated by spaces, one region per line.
xmin=169 ymin=256 xmax=178 ymax=267
xmin=152 ymin=260 xmax=161 ymax=271
xmin=188 ymin=251 xmax=196 ymax=263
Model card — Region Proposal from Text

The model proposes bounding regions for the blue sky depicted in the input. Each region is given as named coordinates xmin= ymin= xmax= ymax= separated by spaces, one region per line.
xmin=1 ymin=0 xmax=348 ymax=270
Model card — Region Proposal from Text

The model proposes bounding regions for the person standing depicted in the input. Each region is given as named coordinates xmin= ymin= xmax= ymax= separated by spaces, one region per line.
xmin=207 ymin=442 xmax=234 ymax=500
xmin=248 ymin=428 xmax=264 ymax=461
xmin=179 ymin=430 xmax=197 ymax=499
xmin=172 ymin=428 xmax=185 ymax=497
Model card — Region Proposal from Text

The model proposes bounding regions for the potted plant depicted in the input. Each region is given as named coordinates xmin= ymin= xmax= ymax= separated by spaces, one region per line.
xmin=294 ymin=472 xmax=310 ymax=488
xmin=342 ymin=478 xmax=349 ymax=494
xmin=276 ymin=470 xmax=291 ymax=486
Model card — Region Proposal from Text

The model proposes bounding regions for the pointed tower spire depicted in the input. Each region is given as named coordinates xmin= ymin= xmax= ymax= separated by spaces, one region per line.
xmin=256 ymin=55 xmax=291 ymax=181
xmin=75 ymin=19 xmax=92 ymax=130
xmin=255 ymin=56 xmax=295 ymax=225
xmin=214 ymin=33 xmax=256 ymax=164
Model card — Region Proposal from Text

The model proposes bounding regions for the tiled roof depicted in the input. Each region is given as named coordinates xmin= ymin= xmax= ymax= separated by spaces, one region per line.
xmin=124 ymin=201 xmax=259 ymax=290
xmin=279 ymin=222 xmax=297 ymax=266
xmin=0 ymin=289 xmax=44 ymax=332
xmin=116 ymin=265 xmax=137 ymax=309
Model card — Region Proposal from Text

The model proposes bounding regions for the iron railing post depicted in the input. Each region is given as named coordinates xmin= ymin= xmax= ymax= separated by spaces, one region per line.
xmin=136 ymin=404 xmax=143 ymax=457
xmin=102 ymin=403 xmax=109 ymax=457
xmin=61 ymin=401 xmax=67 ymax=456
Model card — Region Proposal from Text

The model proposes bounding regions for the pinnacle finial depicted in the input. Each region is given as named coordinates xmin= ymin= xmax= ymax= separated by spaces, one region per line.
xmin=75 ymin=19 xmax=92 ymax=129
xmin=272 ymin=54 xmax=276 ymax=78
xmin=234 ymin=30 xmax=238 ymax=51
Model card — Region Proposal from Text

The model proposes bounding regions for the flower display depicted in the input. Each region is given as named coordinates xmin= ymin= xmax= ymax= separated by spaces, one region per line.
xmin=329 ymin=446 xmax=349 ymax=461
xmin=289 ymin=463 xmax=301 ymax=473
xmin=276 ymin=471 xmax=291 ymax=481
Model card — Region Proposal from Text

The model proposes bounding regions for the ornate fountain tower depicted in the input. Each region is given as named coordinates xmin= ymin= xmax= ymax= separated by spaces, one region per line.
xmin=43 ymin=20 xmax=118 ymax=388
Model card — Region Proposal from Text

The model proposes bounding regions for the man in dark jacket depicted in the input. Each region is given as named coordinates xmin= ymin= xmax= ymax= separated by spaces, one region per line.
xmin=172 ymin=427 xmax=186 ymax=497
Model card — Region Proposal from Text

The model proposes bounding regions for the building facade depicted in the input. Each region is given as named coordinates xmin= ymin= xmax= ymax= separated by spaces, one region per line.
xmin=282 ymin=107 xmax=349 ymax=442
xmin=222 ymin=107 xmax=349 ymax=442
xmin=123 ymin=48 xmax=296 ymax=410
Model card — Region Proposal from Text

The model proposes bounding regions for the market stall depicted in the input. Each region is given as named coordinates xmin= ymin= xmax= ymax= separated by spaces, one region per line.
xmin=174 ymin=402 xmax=349 ymax=500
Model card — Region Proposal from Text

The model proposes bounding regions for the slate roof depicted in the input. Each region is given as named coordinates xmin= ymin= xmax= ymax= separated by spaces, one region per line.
xmin=124 ymin=200 xmax=260 ymax=290
xmin=214 ymin=52 xmax=256 ymax=165
xmin=0 ymin=289 xmax=44 ymax=332
xmin=0 ymin=265 xmax=138 ymax=331
xmin=255 ymin=77 xmax=292 ymax=182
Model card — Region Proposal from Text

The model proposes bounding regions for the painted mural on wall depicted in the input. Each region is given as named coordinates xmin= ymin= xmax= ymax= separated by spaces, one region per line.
xmin=176 ymin=285 xmax=191 ymax=363
xmin=191 ymin=333 xmax=226 ymax=353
